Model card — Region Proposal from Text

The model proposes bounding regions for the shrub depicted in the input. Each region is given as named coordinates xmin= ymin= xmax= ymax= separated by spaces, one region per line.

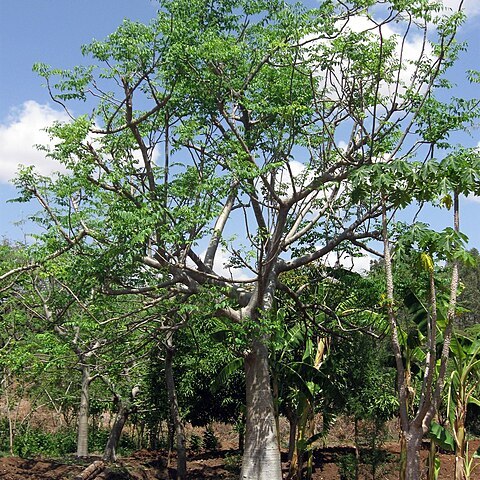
xmin=337 ymin=452 xmax=357 ymax=480
xmin=189 ymin=433 xmax=203 ymax=452
xmin=203 ymin=425 xmax=219 ymax=451
xmin=224 ymin=452 xmax=242 ymax=474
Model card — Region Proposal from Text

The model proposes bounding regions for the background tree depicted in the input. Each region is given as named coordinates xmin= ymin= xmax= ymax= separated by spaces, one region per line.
xmin=457 ymin=249 xmax=480 ymax=330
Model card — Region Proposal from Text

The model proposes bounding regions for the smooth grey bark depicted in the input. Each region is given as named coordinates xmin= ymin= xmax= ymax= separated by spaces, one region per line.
xmin=405 ymin=429 xmax=423 ymax=480
xmin=240 ymin=339 xmax=282 ymax=480
xmin=103 ymin=404 xmax=128 ymax=463
xmin=103 ymin=387 xmax=139 ymax=463
xmin=77 ymin=364 xmax=91 ymax=457
xmin=165 ymin=333 xmax=187 ymax=480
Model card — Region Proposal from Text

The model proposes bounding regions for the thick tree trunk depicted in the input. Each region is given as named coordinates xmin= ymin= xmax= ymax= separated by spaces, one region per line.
xmin=103 ymin=403 xmax=129 ymax=462
xmin=77 ymin=365 xmax=90 ymax=457
xmin=240 ymin=339 xmax=282 ymax=480
xmin=165 ymin=336 xmax=187 ymax=480
xmin=404 ymin=429 xmax=423 ymax=480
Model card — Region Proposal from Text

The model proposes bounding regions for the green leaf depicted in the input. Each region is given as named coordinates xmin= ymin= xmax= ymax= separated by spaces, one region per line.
xmin=428 ymin=422 xmax=455 ymax=452
xmin=211 ymin=357 xmax=243 ymax=393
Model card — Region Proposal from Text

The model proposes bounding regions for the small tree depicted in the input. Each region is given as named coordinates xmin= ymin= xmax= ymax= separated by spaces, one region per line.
xmin=381 ymin=184 xmax=478 ymax=479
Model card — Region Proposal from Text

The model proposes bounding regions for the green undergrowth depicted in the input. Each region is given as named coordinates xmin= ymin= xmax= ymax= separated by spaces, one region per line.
xmin=0 ymin=419 xmax=135 ymax=458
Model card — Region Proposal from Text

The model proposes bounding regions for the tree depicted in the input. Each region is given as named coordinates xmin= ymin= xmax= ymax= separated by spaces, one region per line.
xmin=380 ymin=181 xmax=479 ymax=480
xmin=15 ymin=0 xmax=479 ymax=478
xmin=457 ymin=248 xmax=480 ymax=330
xmin=1 ymin=243 xmax=155 ymax=459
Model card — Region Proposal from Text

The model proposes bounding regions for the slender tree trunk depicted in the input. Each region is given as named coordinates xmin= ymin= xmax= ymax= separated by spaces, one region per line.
xmin=3 ymin=373 xmax=15 ymax=455
xmin=165 ymin=334 xmax=187 ymax=480
xmin=287 ymin=411 xmax=297 ymax=462
xmin=287 ymin=406 xmax=303 ymax=480
xmin=103 ymin=387 xmax=139 ymax=462
xmin=103 ymin=403 xmax=128 ymax=462
xmin=239 ymin=426 xmax=245 ymax=454
xmin=354 ymin=418 xmax=360 ymax=480
xmin=238 ymin=413 xmax=246 ymax=453
xmin=77 ymin=365 xmax=91 ymax=457
xmin=149 ymin=421 xmax=160 ymax=450
xmin=240 ymin=339 xmax=282 ymax=480
xmin=166 ymin=419 xmax=174 ymax=468
xmin=382 ymin=197 xmax=460 ymax=480
xmin=288 ymin=442 xmax=299 ymax=480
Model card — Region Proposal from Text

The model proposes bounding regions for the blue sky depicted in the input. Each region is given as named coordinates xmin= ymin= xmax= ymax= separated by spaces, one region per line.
xmin=0 ymin=0 xmax=479 ymax=250
xmin=0 ymin=0 xmax=158 ymax=241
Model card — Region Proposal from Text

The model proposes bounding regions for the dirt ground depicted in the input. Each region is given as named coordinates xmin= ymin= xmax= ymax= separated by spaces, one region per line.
xmin=0 ymin=420 xmax=479 ymax=479
xmin=0 ymin=441 xmax=479 ymax=480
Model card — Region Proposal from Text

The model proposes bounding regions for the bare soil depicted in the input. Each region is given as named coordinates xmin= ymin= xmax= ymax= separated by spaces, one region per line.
xmin=0 ymin=441 xmax=479 ymax=480
xmin=0 ymin=420 xmax=478 ymax=479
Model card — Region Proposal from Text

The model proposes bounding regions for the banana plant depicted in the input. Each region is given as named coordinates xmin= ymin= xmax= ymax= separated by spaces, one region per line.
xmin=278 ymin=270 xmax=387 ymax=480
xmin=447 ymin=334 xmax=480 ymax=480
xmin=283 ymin=332 xmax=329 ymax=480
xmin=427 ymin=421 xmax=455 ymax=480
xmin=462 ymin=442 xmax=480 ymax=480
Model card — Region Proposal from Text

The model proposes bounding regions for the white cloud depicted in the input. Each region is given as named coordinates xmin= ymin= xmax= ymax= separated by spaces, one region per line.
xmin=195 ymin=246 xmax=253 ymax=282
xmin=0 ymin=101 xmax=69 ymax=183
xmin=274 ymin=160 xmax=312 ymax=200
xmin=323 ymin=251 xmax=374 ymax=275
xmin=211 ymin=248 xmax=253 ymax=281
xmin=305 ymin=12 xmax=434 ymax=107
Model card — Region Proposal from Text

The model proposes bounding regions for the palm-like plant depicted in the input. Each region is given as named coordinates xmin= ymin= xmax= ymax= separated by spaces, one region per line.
xmin=447 ymin=334 xmax=480 ymax=480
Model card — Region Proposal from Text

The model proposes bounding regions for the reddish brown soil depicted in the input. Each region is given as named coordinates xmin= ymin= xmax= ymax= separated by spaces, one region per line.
xmin=0 ymin=442 xmax=479 ymax=480
xmin=0 ymin=419 xmax=478 ymax=479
